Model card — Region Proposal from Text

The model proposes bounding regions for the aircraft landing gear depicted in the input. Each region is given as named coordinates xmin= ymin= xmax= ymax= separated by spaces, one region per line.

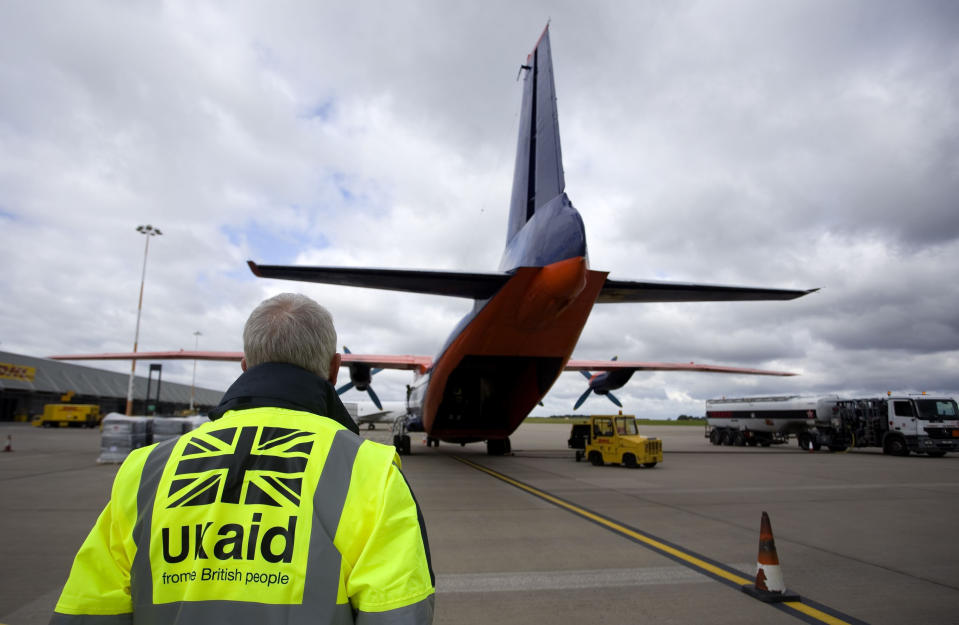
xmin=426 ymin=436 xmax=439 ymax=447
xmin=393 ymin=434 xmax=412 ymax=455
xmin=486 ymin=438 xmax=511 ymax=456
xmin=392 ymin=416 xmax=412 ymax=455
xmin=367 ymin=423 xmax=376 ymax=431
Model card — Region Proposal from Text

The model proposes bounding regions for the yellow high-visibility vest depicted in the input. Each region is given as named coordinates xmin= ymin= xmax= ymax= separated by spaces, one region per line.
xmin=51 ymin=407 xmax=435 ymax=624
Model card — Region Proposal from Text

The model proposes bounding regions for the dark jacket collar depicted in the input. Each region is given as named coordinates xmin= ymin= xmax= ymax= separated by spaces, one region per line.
xmin=209 ymin=362 xmax=359 ymax=434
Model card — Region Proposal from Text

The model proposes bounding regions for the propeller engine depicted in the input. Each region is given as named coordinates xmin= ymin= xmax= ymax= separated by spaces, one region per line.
xmin=573 ymin=357 xmax=635 ymax=410
xmin=336 ymin=346 xmax=384 ymax=410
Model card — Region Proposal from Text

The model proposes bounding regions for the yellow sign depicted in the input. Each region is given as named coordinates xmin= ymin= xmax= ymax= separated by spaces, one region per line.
xmin=0 ymin=362 xmax=36 ymax=382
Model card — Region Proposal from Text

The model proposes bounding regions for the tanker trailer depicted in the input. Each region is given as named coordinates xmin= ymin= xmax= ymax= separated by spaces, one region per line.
xmin=704 ymin=395 xmax=837 ymax=449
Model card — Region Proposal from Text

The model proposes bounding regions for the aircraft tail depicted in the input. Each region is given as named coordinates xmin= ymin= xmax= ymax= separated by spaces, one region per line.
xmin=506 ymin=25 xmax=565 ymax=245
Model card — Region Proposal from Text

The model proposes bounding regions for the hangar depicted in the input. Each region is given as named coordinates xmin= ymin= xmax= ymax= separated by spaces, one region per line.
xmin=0 ymin=350 xmax=223 ymax=421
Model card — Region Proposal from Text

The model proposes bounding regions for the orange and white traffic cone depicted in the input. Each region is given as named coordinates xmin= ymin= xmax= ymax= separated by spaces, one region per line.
xmin=741 ymin=511 xmax=799 ymax=602
xmin=2 ymin=435 xmax=12 ymax=452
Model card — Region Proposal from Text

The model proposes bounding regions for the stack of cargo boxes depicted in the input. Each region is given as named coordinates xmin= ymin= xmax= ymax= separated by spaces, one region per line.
xmin=152 ymin=417 xmax=188 ymax=443
xmin=98 ymin=414 xmax=213 ymax=463
xmin=98 ymin=414 xmax=152 ymax=463
xmin=152 ymin=415 xmax=211 ymax=443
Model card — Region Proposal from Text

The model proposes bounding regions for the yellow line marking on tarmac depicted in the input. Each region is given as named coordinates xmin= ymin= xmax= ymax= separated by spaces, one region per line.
xmin=454 ymin=455 xmax=862 ymax=625
xmin=784 ymin=602 xmax=853 ymax=625
xmin=454 ymin=457 xmax=750 ymax=585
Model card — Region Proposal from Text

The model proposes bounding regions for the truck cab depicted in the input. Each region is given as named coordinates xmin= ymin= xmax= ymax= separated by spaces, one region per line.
xmin=883 ymin=395 xmax=959 ymax=456
xmin=574 ymin=414 xmax=662 ymax=468
xmin=818 ymin=395 xmax=959 ymax=456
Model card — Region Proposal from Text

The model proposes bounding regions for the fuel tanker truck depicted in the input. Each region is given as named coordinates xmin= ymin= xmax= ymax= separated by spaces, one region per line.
xmin=705 ymin=394 xmax=959 ymax=456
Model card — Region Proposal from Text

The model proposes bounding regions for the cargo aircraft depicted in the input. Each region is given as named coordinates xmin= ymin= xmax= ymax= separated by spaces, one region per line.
xmin=53 ymin=26 xmax=813 ymax=455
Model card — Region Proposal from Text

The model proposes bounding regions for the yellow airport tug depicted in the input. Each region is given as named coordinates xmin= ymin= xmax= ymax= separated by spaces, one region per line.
xmin=569 ymin=414 xmax=662 ymax=468
xmin=33 ymin=404 xmax=102 ymax=428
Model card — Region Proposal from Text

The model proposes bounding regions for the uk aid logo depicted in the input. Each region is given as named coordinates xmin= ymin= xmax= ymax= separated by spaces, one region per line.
xmin=159 ymin=425 xmax=315 ymax=585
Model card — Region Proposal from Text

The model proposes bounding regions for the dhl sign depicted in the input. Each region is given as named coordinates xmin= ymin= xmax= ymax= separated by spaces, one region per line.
xmin=0 ymin=362 xmax=36 ymax=382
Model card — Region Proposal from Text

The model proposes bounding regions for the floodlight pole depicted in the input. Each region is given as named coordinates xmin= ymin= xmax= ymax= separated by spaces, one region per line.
xmin=189 ymin=330 xmax=202 ymax=412
xmin=125 ymin=224 xmax=162 ymax=415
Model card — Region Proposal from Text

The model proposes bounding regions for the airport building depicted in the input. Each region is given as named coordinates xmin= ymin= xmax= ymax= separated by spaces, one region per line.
xmin=0 ymin=350 xmax=224 ymax=421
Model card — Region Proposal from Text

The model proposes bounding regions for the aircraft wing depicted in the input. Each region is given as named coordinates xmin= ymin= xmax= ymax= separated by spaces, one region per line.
xmin=565 ymin=359 xmax=797 ymax=376
xmin=248 ymin=261 xmax=510 ymax=300
xmin=597 ymin=279 xmax=817 ymax=303
xmin=356 ymin=409 xmax=403 ymax=424
xmin=49 ymin=350 xmax=433 ymax=372
xmin=340 ymin=354 xmax=432 ymax=372
xmin=49 ymin=350 xmax=244 ymax=362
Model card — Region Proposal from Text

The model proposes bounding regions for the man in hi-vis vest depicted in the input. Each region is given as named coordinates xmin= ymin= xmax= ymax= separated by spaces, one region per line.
xmin=51 ymin=293 xmax=435 ymax=624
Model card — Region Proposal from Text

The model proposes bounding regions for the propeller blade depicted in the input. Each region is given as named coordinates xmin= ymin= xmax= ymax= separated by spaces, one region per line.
xmin=343 ymin=346 xmax=352 ymax=354
xmin=573 ymin=388 xmax=593 ymax=410
xmin=579 ymin=370 xmax=593 ymax=380
xmin=336 ymin=381 xmax=355 ymax=394
xmin=607 ymin=392 xmax=623 ymax=408
xmin=367 ymin=386 xmax=383 ymax=411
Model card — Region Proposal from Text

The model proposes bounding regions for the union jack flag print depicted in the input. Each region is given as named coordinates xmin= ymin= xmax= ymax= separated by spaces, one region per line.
xmin=167 ymin=426 xmax=315 ymax=508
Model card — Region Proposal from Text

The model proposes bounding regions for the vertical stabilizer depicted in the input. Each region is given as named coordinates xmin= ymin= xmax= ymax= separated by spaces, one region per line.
xmin=506 ymin=26 xmax=566 ymax=244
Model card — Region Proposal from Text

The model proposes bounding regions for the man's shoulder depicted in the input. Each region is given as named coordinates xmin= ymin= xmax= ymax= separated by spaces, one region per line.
xmin=108 ymin=441 xmax=161 ymax=495
xmin=358 ymin=437 xmax=400 ymax=459
xmin=353 ymin=437 xmax=402 ymax=477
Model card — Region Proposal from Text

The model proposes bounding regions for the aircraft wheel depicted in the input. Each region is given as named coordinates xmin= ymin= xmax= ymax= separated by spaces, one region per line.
xmin=367 ymin=423 xmax=375 ymax=431
xmin=588 ymin=451 xmax=603 ymax=466
xmin=486 ymin=438 xmax=511 ymax=455
xmin=622 ymin=453 xmax=637 ymax=468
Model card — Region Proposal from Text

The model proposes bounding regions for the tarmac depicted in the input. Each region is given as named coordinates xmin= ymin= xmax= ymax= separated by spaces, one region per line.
xmin=2 ymin=420 xmax=958 ymax=624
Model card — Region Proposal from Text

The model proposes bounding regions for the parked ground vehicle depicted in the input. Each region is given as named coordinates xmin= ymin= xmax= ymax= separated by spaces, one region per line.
xmin=568 ymin=423 xmax=590 ymax=450
xmin=705 ymin=396 xmax=823 ymax=448
xmin=571 ymin=414 xmax=662 ymax=468
xmin=705 ymin=394 xmax=959 ymax=456
xmin=817 ymin=396 xmax=959 ymax=456
xmin=33 ymin=404 xmax=101 ymax=428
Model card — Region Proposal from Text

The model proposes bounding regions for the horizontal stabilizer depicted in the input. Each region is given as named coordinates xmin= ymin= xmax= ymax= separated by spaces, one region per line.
xmin=565 ymin=359 xmax=797 ymax=376
xmin=248 ymin=261 xmax=510 ymax=300
xmin=597 ymin=278 xmax=817 ymax=303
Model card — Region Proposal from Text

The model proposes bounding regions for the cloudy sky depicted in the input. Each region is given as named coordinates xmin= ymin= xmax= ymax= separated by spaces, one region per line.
xmin=2 ymin=1 xmax=957 ymax=418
